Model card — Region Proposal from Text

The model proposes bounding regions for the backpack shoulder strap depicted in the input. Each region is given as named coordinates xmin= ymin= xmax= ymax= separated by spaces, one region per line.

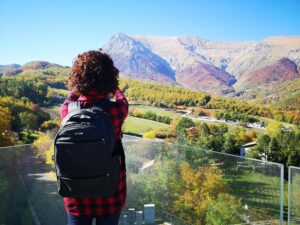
xmin=92 ymin=99 xmax=113 ymax=111
xmin=68 ymin=101 xmax=81 ymax=113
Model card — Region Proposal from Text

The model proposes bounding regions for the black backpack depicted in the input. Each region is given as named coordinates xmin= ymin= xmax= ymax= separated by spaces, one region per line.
xmin=54 ymin=100 xmax=120 ymax=198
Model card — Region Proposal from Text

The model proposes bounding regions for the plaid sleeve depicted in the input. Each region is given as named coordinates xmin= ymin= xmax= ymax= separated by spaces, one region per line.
xmin=59 ymin=92 xmax=80 ymax=118
xmin=114 ymin=89 xmax=129 ymax=122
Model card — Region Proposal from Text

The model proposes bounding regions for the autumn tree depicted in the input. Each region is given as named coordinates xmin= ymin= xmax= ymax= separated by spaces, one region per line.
xmin=175 ymin=163 xmax=229 ymax=224
xmin=0 ymin=106 xmax=16 ymax=147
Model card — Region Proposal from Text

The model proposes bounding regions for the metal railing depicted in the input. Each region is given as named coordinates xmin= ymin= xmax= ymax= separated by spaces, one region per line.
xmin=288 ymin=166 xmax=300 ymax=225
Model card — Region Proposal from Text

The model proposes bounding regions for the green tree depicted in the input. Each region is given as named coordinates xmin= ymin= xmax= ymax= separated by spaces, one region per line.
xmin=265 ymin=121 xmax=283 ymax=138
xmin=268 ymin=138 xmax=281 ymax=162
xmin=222 ymin=134 xmax=237 ymax=154
xmin=176 ymin=118 xmax=195 ymax=134
xmin=246 ymin=146 xmax=262 ymax=159
xmin=19 ymin=112 xmax=39 ymax=130
xmin=200 ymin=123 xmax=210 ymax=136
xmin=205 ymin=193 xmax=244 ymax=225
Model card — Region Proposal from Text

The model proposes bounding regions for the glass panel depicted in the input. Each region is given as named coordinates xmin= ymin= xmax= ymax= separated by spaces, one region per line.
xmin=124 ymin=137 xmax=284 ymax=225
xmin=0 ymin=142 xmax=65 ymax=225
xmin=289 ymin=166 xmax=300 ymax=225
xmin=0 ymin=136 xmax=285 ymax=225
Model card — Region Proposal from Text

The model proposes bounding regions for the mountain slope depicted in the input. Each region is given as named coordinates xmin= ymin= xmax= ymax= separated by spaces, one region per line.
xmin=102 ymin=33 xmax=176 ymax=85
xmin=176 ymin=62 xmax=236 ymax=95
xmin=229 ymin=36 xmax=300 ymax=90
xmin=245 ymin=58 xmax=299 ymax=86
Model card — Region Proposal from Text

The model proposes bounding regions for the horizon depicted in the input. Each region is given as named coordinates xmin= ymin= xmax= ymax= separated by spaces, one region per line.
xmin=1 ymin=0 xmax=300 ymax=66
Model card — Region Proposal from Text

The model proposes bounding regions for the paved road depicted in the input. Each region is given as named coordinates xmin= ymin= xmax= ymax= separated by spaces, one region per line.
xmin=22 ymin=146 xmax=66 ymax=225
xmin=178 ymin=110 xmax=266 ymax=130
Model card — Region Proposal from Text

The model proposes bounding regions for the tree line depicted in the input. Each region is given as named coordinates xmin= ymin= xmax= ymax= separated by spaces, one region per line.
xmin=130 ymin=109 xmax=171 ymax=124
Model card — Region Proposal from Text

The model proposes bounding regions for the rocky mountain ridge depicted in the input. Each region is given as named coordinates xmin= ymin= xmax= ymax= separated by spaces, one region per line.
xmin=103 ymin=33 xmax=300 ymax=96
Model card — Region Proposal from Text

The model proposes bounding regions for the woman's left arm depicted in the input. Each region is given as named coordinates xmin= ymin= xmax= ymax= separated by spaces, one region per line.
xmin=59 ymin=92 xmax=80 ymax=119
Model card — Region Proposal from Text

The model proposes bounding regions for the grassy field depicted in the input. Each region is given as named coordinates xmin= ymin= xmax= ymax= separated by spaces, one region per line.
xmin=255 ymin=116 xmax=296 ymax=128
xmin=224 ymin=168 xmax=288 ymax=220
xmin=42 ymin=103 xmax=268 ymax=136
xmin=130 ymin=105 xmax=184 ymax=118
xmin=123 ymin=116 xmax=170 ymax=135
xmin=41 ymin=104 xmax=172 ymax=136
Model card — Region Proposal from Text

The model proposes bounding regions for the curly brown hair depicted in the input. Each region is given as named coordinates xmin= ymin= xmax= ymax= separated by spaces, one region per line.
xmin=68 ymin=50 xmax=119 ymax=96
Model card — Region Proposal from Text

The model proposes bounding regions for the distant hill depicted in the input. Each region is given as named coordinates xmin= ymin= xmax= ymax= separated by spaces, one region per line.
xmin=21 ymin=61 xmax=64 ymax=70
xmin=0 ymin=64 xmax=21 ymax=72
xmin=0 ymin=61 xmax=67 ymax=77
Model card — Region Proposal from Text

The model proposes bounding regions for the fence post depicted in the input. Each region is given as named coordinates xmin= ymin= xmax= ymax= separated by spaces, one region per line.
xmin=280 ymin=165 xmax=284 ymax=225
xmin=288 ymin=166 xmax=291 ymax=225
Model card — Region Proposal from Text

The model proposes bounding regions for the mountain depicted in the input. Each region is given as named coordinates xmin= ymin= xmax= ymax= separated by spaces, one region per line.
xmin=102 ymin=33 xmax=176 ymax=85
xmin=0 ymin=64 xmax=21 ymax=72
xmin=102 ymin=33 xmax=300 ymax=97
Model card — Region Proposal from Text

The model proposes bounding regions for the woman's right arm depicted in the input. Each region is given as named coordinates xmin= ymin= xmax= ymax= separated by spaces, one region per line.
xmin=114 ymin=89 xmax=129 ymax=122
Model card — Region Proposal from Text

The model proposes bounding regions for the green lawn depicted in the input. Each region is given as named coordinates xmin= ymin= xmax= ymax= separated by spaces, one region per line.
xmin=123 ymin=116 xmax=170 ymax=135
xmin=255 ymin=116 xmax=296 ymax=128
xmin=130 ymin=105 xmax=183 ymax=118
xmin=42 ymin=104 xmax=172 ymax=136
xmin=224 ymin=168 xmax=288 ymax=220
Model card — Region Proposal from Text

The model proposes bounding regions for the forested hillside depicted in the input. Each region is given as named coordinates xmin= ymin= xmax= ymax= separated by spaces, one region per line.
xmin=119 ymin=79 xmax=300 ymax=125
xmin=0 ymin=62 xmax=299 ymax=171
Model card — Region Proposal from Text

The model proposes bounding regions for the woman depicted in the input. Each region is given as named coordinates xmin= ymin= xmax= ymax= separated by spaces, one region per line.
xmin=59 ymin=50 xmax=128 ymax=225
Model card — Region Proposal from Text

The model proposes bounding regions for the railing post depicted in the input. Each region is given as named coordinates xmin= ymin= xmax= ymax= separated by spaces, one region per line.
xmin=280 ymin=165 xmax=284 ymax=225
xmin=288 ymin=166 xmax=291 ymax=225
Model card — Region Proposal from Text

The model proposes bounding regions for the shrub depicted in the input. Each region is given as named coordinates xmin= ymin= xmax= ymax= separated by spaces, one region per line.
xmin=143 ymin=131 xmax=156 ymax=139
xmin=205 ymin=193 xmax=244 ymax=225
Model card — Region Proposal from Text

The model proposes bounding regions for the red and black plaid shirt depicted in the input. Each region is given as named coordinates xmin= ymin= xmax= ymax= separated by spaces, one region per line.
xmin=59 ymin=89 xmax=128 ymax=217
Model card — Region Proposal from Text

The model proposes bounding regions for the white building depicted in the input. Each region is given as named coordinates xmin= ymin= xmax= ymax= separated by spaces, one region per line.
xmin=240 ymin=141 xmax=257 ymax=157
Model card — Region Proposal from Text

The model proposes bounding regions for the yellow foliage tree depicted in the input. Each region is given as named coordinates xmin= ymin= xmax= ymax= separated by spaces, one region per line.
xmin=0 ymin=106 xmax=15 ymax=147
xmin=33 ymin=133 xmax=53 ymax=168
xmin=175 ymin=163 xmax=229 ymax=225
xmin=265 ymin=121 xmax=283 ymax=138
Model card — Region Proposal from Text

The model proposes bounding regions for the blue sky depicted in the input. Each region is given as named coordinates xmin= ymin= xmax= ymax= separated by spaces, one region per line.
xmin=1 ymin=0 xmax=299 ymax=66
